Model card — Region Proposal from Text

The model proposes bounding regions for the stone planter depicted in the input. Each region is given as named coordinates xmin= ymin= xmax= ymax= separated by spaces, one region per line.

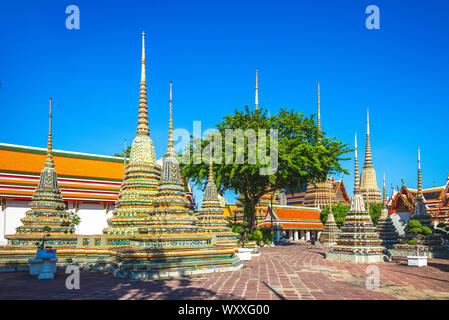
xmin=407 ymin=255 xmax=427 ymax=267
xmin=36 ymin=249 xmax=56 ymax=259
xmin=29 ymin=249 xmax=58 ymax=279
xmin=237 ymin=248 xmax=252 ymax=261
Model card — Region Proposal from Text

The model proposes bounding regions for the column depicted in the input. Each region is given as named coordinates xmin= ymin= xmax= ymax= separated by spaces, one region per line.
xmin=0 ymin=199 xmax=7 ymax=246
xmin=276 ymin=229 xmax=280 ymax=242
xmin=306 ymin=231 xmax=311 ymax=241
xmin=294 ymin=230 xmax=299 ymax=241
xmin=289 ymin=230 xmax=293 ymax=241
xmin=317 ymin=231 xmax=322 ymax=240
xmin=300 ymin=230 xmax=305 ymax=241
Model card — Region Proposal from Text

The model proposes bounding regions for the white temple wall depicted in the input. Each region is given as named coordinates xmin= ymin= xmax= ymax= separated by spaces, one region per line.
xmin=0 ymin=199 xmax=28 ymax=245
xmin=71 ymin=202 xmax=114 ymax=235
xmin=0 ymin=199 xmax=114 ymax=245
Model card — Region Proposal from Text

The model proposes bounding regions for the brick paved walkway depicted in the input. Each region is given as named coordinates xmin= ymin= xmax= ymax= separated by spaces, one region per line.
xmin=1 ymin=243 xmax=449 ymax=300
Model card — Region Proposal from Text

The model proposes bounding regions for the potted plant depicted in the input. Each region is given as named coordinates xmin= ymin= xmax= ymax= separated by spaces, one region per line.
xmin=260 ymin=227 xmax=274 ymax=247
xmin=35 ymin=226 xmax=56 ymax=258
xmin=230 ymin=222 xmax=252 ymax=261
xmin=405 ymin=221 xmax=429 ymax=267
xmin=29 ymin=226 xmax=58 ymax=278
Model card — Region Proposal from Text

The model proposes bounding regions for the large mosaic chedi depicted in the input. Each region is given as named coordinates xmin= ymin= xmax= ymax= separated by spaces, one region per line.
xmin=326 ymin=132 xmax=385 ymax=263
xmin=376 ymin=174 xmax=399 ymax=248
xmin=359 ymin=108 xmax=382 ymax=205
xmin=103 ymin=32 xmax=162 ymax=236
xmin=7 ymin=99 xmax=77 ymax=247
xmin=319 ymin=205 xmax=340 ymax=247
xmin=105 ymin=77 xmax=241 ymax=278
xmin=197 ymin=149 xmax=239 ymax=246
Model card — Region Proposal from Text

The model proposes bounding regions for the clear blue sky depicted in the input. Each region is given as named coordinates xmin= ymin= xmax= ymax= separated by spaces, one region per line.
xmin=1 ymin=0 xmax=448 ymax=204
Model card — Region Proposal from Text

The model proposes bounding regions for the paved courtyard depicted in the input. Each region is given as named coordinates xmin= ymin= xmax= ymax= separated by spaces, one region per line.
xmin=1 ymin=242 xmax=449 ymax=300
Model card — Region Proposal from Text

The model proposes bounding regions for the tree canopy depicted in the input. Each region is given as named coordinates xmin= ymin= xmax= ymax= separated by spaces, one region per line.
xmin=319 ymin=204 xmax=350 ymax=228
xmin=180 ymin=106 xmax=351 ymax=231
xmin=113 ymin=146 xmax=131 ymax=159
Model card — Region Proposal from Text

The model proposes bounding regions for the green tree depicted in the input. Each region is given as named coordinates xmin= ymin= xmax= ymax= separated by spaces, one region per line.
xmin=229 ymin=222 xmax=250 ymax=246
xmin=405 ymin=220 xmax=423 ymax=234
xmin=113 ymin=145 xmax=131 ymax=159
xmin=367 ymin=203 xmax=382 ymax=226
xmin=319 ymin=204 xmax=349 ymax=228
xmin=68 ymin=210 xmax=81 ymax=226
xmin=435 ymin=223 xmax=449 ymax=240
xmin=248 ymin=230 xmax=263 ymax=246
xmin=181 ymin=106 xmax=351 ymax=232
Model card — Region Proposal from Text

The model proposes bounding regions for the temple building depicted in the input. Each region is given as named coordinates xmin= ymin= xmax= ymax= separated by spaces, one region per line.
xmin=0 ymin=143 xmax=197 ymax=244
xmin=303 ymin=84 xmax=337 ymax=209
xmin=376 ymin=173 xmax=399 ymax=248
xmin=285 ymin=178 xmax=350 ymax=206
xmin=359 ymin=108 xmax=382 ymax=205
xmin=258 ymin=204 xmax=323 ymax=242
xmin=388 ymin=175 xmax=449 ymax=232
xmin=391 ymin=148 xmax=447 ymax=259
xmin=326 ymin=132 xmax=385 ymax=263
xmin=0 ymin=143 xmax=120 ymax=244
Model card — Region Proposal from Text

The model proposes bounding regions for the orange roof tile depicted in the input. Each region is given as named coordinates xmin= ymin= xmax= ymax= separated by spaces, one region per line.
xmin=274 ymin=207 xmax=321 ymax=221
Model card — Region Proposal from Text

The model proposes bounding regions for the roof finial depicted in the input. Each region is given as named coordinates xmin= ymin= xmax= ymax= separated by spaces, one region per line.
xmin=364 ymin=107 xmax=373 ymax=167
xmin=417 ymin=147 xmax=423 ymax=200
xmin=317 ymin=82 xmax=321 ymax=143
xmin=255 ymin=70 xmax=259 ymax=111
xmin=136 ymin=31 xmax=150 ymax=137
xmin=354 ymin=131 xmax=360 ymax=194
xmin=45 ymin=98 xmax=54 ymax=168
xmin=166 ymin=81 xmax=175 ymax=157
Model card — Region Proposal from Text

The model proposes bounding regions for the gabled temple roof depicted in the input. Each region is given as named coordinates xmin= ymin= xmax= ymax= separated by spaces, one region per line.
xmin=389 ymin=176 xmax=449 ymax=218
xmin=258 ymin=204 xmax=324 ymax=230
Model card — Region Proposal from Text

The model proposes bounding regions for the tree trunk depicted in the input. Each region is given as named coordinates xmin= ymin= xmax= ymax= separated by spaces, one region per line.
xmin=248 ymin=198 xmax=257 ymax=233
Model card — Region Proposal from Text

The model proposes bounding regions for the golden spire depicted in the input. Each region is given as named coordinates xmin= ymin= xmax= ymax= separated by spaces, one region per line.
xmin=208 ymin=143 xmax=214 ymax=183
xmin=44 ymin=98 xmax=54 ymax=168
xmin=364 ymin=107 xmax=373 ymax=168
xmin=417 ymin=147 xmax=423 ymax=200
xmin=166 ymin=81 xmax=175 ymax=157
xmin=354 ymin=131 xmax=360 ymax=194
xmin=136 ymin=31 xmax=150 ymax=137
xmin=255 ymin=70 xmax=259 ymax=111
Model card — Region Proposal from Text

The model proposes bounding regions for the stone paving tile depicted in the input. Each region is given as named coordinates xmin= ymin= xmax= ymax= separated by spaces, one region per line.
xmin=1 ymin=242 xmax=449 ymax=300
